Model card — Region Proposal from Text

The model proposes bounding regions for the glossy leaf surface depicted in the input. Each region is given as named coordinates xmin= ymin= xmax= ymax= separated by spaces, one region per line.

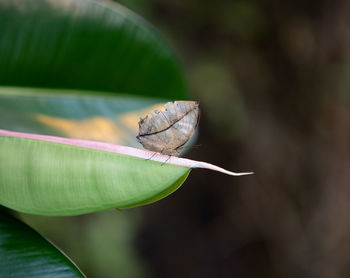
xmin=0 ymin=209 xmax=84 ymax=277
xmin=0 ymin=0 xmax=187 ymax=99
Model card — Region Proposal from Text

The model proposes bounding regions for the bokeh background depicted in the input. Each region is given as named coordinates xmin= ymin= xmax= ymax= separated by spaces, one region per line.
xmin=21 ymin=0 xmax=350 ymax=277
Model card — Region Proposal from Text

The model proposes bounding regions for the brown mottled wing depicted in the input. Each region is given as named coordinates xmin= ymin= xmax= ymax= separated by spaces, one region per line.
xmin=137 ymin=101 xmax=200 ymax=156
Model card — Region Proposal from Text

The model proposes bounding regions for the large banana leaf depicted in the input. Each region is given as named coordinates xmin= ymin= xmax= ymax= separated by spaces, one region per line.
xmin=0 ymin=129 xmax=248 ymax=216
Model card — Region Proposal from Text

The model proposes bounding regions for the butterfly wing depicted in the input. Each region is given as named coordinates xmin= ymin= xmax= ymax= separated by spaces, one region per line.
xmin=137 ymin=101 xmax=200 ymax=156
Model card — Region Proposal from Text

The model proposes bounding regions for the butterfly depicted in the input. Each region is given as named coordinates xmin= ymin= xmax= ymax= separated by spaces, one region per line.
xmin=136 ymin=101 xmax=200 ymax=156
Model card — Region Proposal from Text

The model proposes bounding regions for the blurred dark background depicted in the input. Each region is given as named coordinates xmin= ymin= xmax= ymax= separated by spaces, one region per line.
xmin=127 ymin=0 xmax=350 ymax=277
xmin=22 ymin=0 xmax=350 ymax=277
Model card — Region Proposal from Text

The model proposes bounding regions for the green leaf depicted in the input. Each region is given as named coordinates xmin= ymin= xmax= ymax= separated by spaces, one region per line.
xmin=0 ymin=209 xmax=84 ymax=277
xmin=0 ymin=129 xmax=250 ymax=216
xmin=0 ymin=131 xmax=190 ymax=216
xmin=0 ymin=0 xmax=187 ymax=99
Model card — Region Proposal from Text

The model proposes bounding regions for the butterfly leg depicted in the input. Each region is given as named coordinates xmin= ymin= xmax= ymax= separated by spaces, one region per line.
xmin=162 ymin=155 xmax=171 ymax=165
xmin=146 ymin=151 xmax=158 ymax=160
xmin=158 ymin=147 xmax=171 ymax=166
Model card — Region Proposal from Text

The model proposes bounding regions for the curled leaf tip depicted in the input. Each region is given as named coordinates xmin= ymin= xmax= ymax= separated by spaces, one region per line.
xmin=172 ymin=159 xmax=253 ymax=176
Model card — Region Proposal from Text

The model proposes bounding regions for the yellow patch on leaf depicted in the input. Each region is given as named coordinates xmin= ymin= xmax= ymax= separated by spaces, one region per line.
xmin=34 ymin=103 xmax=166 ymax=145
xmin=35 ymin=114 xmax=125 ymax=144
